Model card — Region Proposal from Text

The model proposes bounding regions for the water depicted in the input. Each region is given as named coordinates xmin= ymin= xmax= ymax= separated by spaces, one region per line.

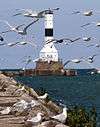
xmin=15 ymin=73 xmax=100 ymax=123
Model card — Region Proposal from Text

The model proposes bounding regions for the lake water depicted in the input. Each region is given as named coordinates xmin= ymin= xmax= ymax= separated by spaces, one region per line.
xmin=15 ymin=72 xmax=100 ymax=124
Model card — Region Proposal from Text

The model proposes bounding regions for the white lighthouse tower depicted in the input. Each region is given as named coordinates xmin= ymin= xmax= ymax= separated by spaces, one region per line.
xmin=39 ymin=10 xmax=58 ymax=62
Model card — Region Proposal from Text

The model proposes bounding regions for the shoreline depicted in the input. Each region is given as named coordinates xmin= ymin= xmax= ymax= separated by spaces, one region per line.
xmin=0 ymin=74 xmax=97 ymax=127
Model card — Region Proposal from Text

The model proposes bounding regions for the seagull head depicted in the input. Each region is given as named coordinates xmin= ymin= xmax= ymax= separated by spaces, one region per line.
xmin=37 ymin=112 xmax=44 ymax=117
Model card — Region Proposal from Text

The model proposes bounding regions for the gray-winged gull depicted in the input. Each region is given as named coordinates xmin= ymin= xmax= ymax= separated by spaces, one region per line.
xmin=0 ymin=19 xmax=39 ymax=35
xmin=0 ymin=107 xmax=11 ymax=115
xmin=51 ymin=107 xmax=68 ymax=123
xmin=26 ymin=112 xmax=43 ymax=125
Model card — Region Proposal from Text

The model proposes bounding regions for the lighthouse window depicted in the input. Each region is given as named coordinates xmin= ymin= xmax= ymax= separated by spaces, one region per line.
xmin=45 ymin=29 xmax=53 ymax=36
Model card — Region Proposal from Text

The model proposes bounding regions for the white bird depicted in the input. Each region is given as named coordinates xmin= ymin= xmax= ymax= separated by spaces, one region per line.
xmin=26 ymin=112 xmax=43 ymax=125
xmin=82 ymin=54 xmax=98 ymax=64
xmin=0 ymin=20 xmax=24 ymax=33
xmin=64 ymin=58 xmax=82 ymax=66
xmin=13 ymin=8 xmax=59 ymax=18
xmin=17 ymin=41 xmax=37 ymax=47
xmin=0 ymin=19 xmax=39 ymax=35
xmin=87 ymin=44 xmax=100 ymax=48
xmin=37 ymin=93 xmax=48 ymax=100
xmin=51 ymin=107 xmax=68 ymax=123
xmin=96 ymin=69 xmax=100 ymax=74
xmin=15 ymin=86 xmax=25 ymax=93
xmin=0 ymin=107 xmax=11 ymax=115
xmin=28 ymin=100 xmax=40 ymax=108
xmin=13 ymin=100 xmax=28 ymax=110
xmin=82 ymin=37 xmax=92 ymax=42
xmin=22 ymin=57 xmax=39 ymax=70
xmin=81 ymin=21 xmax=100 ymax=28
xmin=46 ymin=37 xmax=81 ymax=44
xmin=71 ymin=10 xmax=100 ymax=16
xmin=7 ymin=42 xmax=20 ymax=47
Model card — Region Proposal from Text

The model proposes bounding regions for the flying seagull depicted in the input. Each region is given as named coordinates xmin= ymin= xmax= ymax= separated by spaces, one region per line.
xmin=7 ymin=42 xmax=21 ymax=47
xmin=87 ymin=43 xmax=100 ymax=48
xmin=21 ymin=57 xmax=39 ymax=70
xmin=87 ymin=54 xmax=98 ymax=63
xmin=81 ymin=21 xmax=100 ymax=28
xmin=63 ymin=58 xmax=83 ymax=66
xmin=0 ymin=19 xmax=39 ymax=35
xmin=82 ymin=37 xmax=92 ymax=42
xmin=17 ymin=41 xmax=37 ymax=47
xmin=82 ymin=54 xmax=98 ymax=63
xmin=46 ymin=37 xmax=81 ymax=44
xmin=51 ymin=107 xmax=68 ymax=123
xmin=71 ymin=10 xmax=93 ymax=16
xmin=71 ymin=10 xmax=100 ymax=16
xmin=13 ymin=8 xmax=59 ymax=18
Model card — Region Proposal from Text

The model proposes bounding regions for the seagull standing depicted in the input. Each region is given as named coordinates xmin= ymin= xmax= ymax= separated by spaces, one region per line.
xmin=28 ymin=100 xmax=40 ymax=108
xmin=13 ymin=100 xmax=28 ymax=110
xmin=26 ymin=112 xmax=43 ymax=125
xmin=37 ymin=93 xmax=48 ymax=100
xmin=0 ymin=107 xmax=11 ymax=115
xmin=51 ymin=107 xmax=68 ymax=123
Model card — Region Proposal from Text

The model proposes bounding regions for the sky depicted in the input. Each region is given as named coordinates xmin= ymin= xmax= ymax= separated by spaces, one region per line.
xmin=0 ymin=0 xmax=100 ymax=69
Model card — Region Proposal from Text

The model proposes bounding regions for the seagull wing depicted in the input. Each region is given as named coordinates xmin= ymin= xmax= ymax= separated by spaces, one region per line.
xmin=91 ymin=54 xmax=98 ymax=59
xmin=63 ymin=60 xmax=70 ymax=66
xmin=51 ymin=113 xmax=66 ymax=123
xmin=87 ymin=44 xmax=94 ymax=47
xmin=81 ymin=23 xmax=91 ymax=28
xmin=13 ymin=13 xmax=22 ymax=16
xmin=71 ymin=11 xmax=81 ymax=14
xmin=1 ymin=20 xmax=12 ymax=28
xmin=0 ymin=43 xmax=6 ymax=46
xmin=23 ymin=19 xmax=39 ymax=32
xmin=1 ymin=30 xmax=12 ymax=34
xmin=52 ymin=8 xmax=60 ymax=11
xmin=15 ymin=24 xmax=25 ymax=30
xmin=0 ymin=35 xmax=4 ymax=41
xmin=70 ymin=37 xmax=81 ymax=42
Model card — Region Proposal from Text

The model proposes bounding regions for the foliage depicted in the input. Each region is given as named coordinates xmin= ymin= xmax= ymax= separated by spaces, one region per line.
xmin=66 ymin=106 xmax=97 ymax=127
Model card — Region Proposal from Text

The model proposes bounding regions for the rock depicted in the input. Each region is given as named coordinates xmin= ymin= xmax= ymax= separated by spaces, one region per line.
xmin=41 ymin=120 xmax=59 ymax=127
xmin=55 ymin=123 xmax=69 ymax=127
xmin=0 ymin=74 xmax=66 ymax=127
xmin=47 ymin=101 xmax=61 ymax=114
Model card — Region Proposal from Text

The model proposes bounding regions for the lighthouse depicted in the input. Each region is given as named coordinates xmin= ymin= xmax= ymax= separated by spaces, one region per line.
xmin=35 ymin=9 xmax=63 ymax=74
xmin=39 ymin=10 xmax=58 ymax=62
